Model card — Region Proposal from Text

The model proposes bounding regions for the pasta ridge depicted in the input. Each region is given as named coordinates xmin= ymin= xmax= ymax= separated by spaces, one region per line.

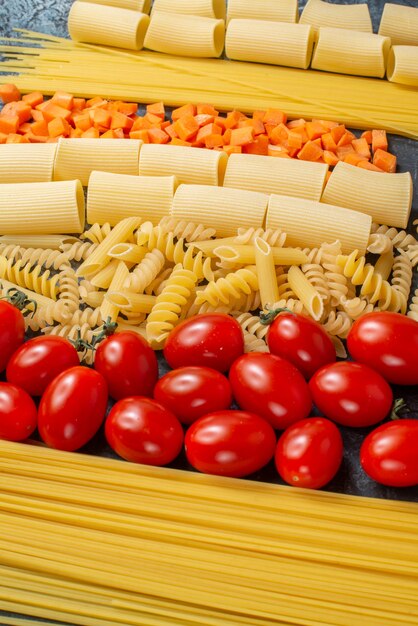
xmin=234 ymin=227 xmax=287 ymax=248
xmin=0 ymin=256 xmax=60 ymax=300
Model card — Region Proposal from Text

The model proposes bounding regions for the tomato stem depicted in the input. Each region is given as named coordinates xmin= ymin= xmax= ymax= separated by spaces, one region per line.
xmin=0 ymin=287 xmax=38 ymax=317
xmin=390 ymin=398 xmax=407 ymax=420
xmin=259 ymin=307 xmax=294 ymax=326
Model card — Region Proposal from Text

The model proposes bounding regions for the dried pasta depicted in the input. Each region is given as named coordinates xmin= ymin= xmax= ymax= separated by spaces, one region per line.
xmin=60 ymin=240 xmax=97 ymax=262
xmin=242 ymin=331 xmax=269 ymax=353
xmin=81 ymin=223 xmax=112 ymax=245
xmin=370 ymin=223 xmax=417 ymax=252
xmin=301 ymin=262 xmax=329 ymax=305
xmin=0 ymin=257 xmax=60 ymax=300
xmin=68 ymin=1 xmax=150 ymax=51
xmin=378 ymin=3 xmax=418 ymax=46
xmin=108 ymin=243 xmax=147 ymax=264
xmin=99 ymin=261 xmax=130 ymax=323
xmin=213 ymin=244 xmax=309 ymax=266
xmin=0 ymin=144 xmax=56 ymax=184
xmin=300 ymin=0 xmax=372 ymax=34
xmin=124 ymin=249 xmax=166 ymax=293
xmin=0 ymin=235 xmax=79 ymax=250
xmin=226 ymin=20 xmax=315 ymax=70
xmin=152 ymin=0 xmax=225 ymax=20
xmin=387 ymin=46 xmax=418 ymax=88
xmin=226 ymin=0 xmax=298 ymax=24
xmin=78 ymin=0 xmax=151 ymax=12
xmin=367 ymin=234 xmax=393 ymax=255
xmin=254 ymin=238 xmax=280 ymax=309
xmin=105 ymin=292 xmax=156 ymax=314
xmin=235 ymin=227 xmax=287 ymax=248
xmin=407 ymin=289 xmax=418 ymax=322
xmin=407 ymin=245 xmax=418 ymax=268
xmin=54 ymin=139 xmax=142 ymax=187
xmin=287 ymin=265 xmax=324 ymax=321
xmin=144 ymin=11 xmax=225 ymax=58
xmin=13 ymin=248 xmax=70 ymax=271
xmin=87 ymin=172 xmax=177 ymax=226
xmin=231 ymin=311 xmax=269 ymax=342
xmin=57 ymin=267 xmax=81 ymax=312
xmin=390 ymin=250 xmax=413 ymax=310
xmin=374 ymin=250 xmax=395 ymax=281
xmin=320 ymin=240 xmax=350 ymax=306
xmin=157 ymin=217 xmax=216 ymax=243
xmin=195 ymin=266 xmax=259 ymax=307
xmin=322 ymin=309 xmax=352 ymax=339
xmin=322 ymin=162 xmax=413 ymax=229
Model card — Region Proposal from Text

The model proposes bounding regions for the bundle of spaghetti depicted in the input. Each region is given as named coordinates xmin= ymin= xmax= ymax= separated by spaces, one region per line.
xmin=0 ymin=439 xmax=417 ymax=626
xmin=1 ymin=31 xmax=418 ymax=139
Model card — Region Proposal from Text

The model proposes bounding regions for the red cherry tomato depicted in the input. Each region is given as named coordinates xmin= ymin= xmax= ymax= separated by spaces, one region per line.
xmin=309 ymin=362 xmax=393 ymax=428
xmin=163 ymin=314 xmax=244 ymax=373
xmin=0 ymin=301 xmax=25 ymax=372
xmin=0 ymin=382 xmax=37 ymax=442
xmin=38 ymin=366 xmax=108 ymax=451
xmin=360 ymin=420 xmax=418 ymax=487
xmin=275 ymin=417 xmax=343 ymax=489
xmin=267 ymin=312 xmax=336 ymax=379
xmin=229 ymin=353 xmax=312 ymax=430
xmin=347 ymin=312 xmax=418 ymax=385
xmin=105 ymin=397 xmax=183 ymax=466
xmin=185 ymin=410 xmax=276 ymax=478
xmin=94 ymin=331 xmax=158 ymax=401
xmin=154 ymin=366 xmax=232 ymax=425
xmin=6 ymin=336 xmax=80 ymax=396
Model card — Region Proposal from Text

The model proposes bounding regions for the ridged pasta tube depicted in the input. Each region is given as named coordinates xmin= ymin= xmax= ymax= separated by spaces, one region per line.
xmin=287 ymin=265 xmax=324 ymax=321
xmin=227 ymin=0 xmax=298 ymax=24
xmin=78 ymin=0 xmax=151 ymax=12
xmin=195 ymin=266 xmax=259 ymax=306
xmin=0 ymin=257 xmax=60 ymax=300
xmin=0 ymin=143 xmax=57 ymax=184
xmin=300 ymin=0 xmax=372 ymax=34
xmin=152 ymin=0 xmax=225 ymax=20
xmin=301 ymin=263 xmax=329 ymax=305
xmin=387 ymin=46 xmax=418 ymax=87
xmin=378 ymin=4 xmax=418 ymax=46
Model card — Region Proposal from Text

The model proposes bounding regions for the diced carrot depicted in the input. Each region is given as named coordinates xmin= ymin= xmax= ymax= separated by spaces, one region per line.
xmin=15 ymin=102 xmax=32 ymax=124
xmin=372 ymin=129 xmax=388 ymax=153
xmin=197 ymin=103 xmax=218 ymax=116
xmin=31 ymin=109 xmax=44 ymax=122
xmin=48 ymin=117 xmax=71 ymax=138
xmin=337 ymin=131 xmax=356 ymax=147
xmin=250 ymin=117 xmax=265 ymax=136
xmin=93 ymin=108 xmax=112 ymax=129
xmin=297 ymin=140 xmax=323 ymax=162
xmin=357 ymin=161 xmax=384 ymax=172
xmin=0 ymin=115 xmax=19 ymax=134
xmin=51 ymin=91 xmax=74 ymax=110
xmin=268 ymin=123 xmax=289 ymax=145
xmin=86 ymin=96 xmax=107 ymax=108
xmin=223 ymin=128 xmax=232 ymax=145
xmin=287 ymin=130 xmax=303 ymax=149
xmin=147 ymin=127 xmax=169 ymax=144
xmin=230 ymin=126 xmax=254 ymax=147
xmin=113 ymin=128 xmax=125 ymax=139
xmin=22 ymin=91 xmax=43 ymax=108
xmin=0 ymin=83 xmax=21 ymax=103
xmin=0 ymin=132 xmax=7 ymax=144
xmin=146 ymin=102 xmax=165 ymax=119
xmin=321 ymin=132 xmax=337 ymax=152
xmin=131 ymin=116 xmax=152 ymax=131
xmin=18 ymin=122 xmax=32 ymax=134
xmin=173 ymin=114 xmax=199 ymax=141
xmin=312 ymin=137 xmax=322 ymax=146
xmin=129 ymin=129 xmax=149 ymax=142
xmin=204 ymin=134 xmax=225 ymax=149
xmin=352 ymin=137 xmax=371 ymax=159
xmin=111 ymin=112 xmax=133 ymax=131
xmin=344 ymin=153 xmax=365 ymax=166
xmin=288 ymin=147 xmax=301 ymax=158
xmin=0 ymin=102 xmax=17 ymax=116
xmin=330 ymin=125 xmax=346 ymax=144
xmin=41 ymin=102 xmax=72 ymax=123
xmin=252 ymin=110 xmax=266 ymax=122
xmin=361 ymin=130 xmax=372 ymax=144
xmin=73 ymin=113 xmax=92 ymax=132
xmin=305 ymin=121 xmax=327 ymax=141
xmin=223 ymin=145 xmax=242 ymax=155
xmin=336 ymin=144 xmax=355 ymax=159
xmin=70 ymin=128 xmax=83 ymax=138
xmin=73 ymin=98 xmax=86 ymax=110
xmin=172 ymin=103 xmax=196 ymax=121
xmin=263 ymin=109 xmax=287 ymax=126
xmin=163 ymin=123 xmax=178 ymax=140
xmin=244 ymin=134 xmax=269 ymax=155
xmin=323 ymin=150 xmax=339 ymax=167
xmin=268 ymin=145 xmax=291 ymax=158
xmin=287 ymin=118 xmax=306 ymax=129
xmin=224 ymin=110 xmax=243 ymax=129
xmin=25 ymin=133 xmax=49 ymax=143
xmin=196 ymin=123 xmax=222 ymax=144
xmin=312 ymin=119 xmax=339 ymax=130
xmin=193 ymin=114 xmax=214 ymax=128
xmin=82 ymin=127 xmax=100 ymax=138
xmin=238 ymin=119 xmax=253 ymax=129
xmin=143 ymin=112 xmax=162 ymax=127
xmin=46 ymin=137 xmax=59 ymax=143
xmin=373 ymin=148 xmax=397 ymax=173
xmin=6 ymin=133 xmax=29 ymax=143
xmin=117 ymin=102 xmax=137 ymax=116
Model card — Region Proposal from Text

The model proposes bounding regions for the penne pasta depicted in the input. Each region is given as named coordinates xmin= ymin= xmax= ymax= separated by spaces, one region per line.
xmin=90 ymin=259 xmax=120 ymax=289
xmin=254 ymin=238 xmax=280 ymax=309
xmin=227 ymin=0 xmax=298 ymax=24
xmin=266 ymin=194 xmax=371 ymax=255
xmin=171 ymin=184 xmax=268 ymax=237
xmin=312 ymin=27 xmax=390 ymax=78
xmin=223 ymin=154 xmax=328 ymax=202
xmin=78 ymin=0 xmax=151 ymax=12
xmin=144 ymin=11 xmax=225 ymax=58
xmin=87 ymin=171 xmax=177 ymax=225
xmin=0 ymin=144 xmax=56 ymax=184
xmin=321 ymin=161 xmax=412 ymax=229
xmin=139 ymin=143 xmax=227 ymax=187
xmin=188 ymin=237 xmax=238 ymax=256
xmin=54 ymin=139 xmax=142 ymax=187
xmin=300 ymin=0 xmax=372 ymax=34
xmin=107 ymin=243 xmax=147 ymax=264
xmin=0 ymin=180 xmax=84 ymax=235
xmin=226 ymin=20 xmax=315 ymax=69
xmin=152 ymin=0 xmax=225 ymax=20
xmin=68 ymin=1 xmax=150 ymax=50
xmin=99 ymin=262 xmax=130 ymax=323
xmin=214 ymin=244 xmax=309 ymax=266
xmin=105 ymin=291 xmax=156 ymax=313
xmin=378 ymin=3 xmax=418 ymax=46
xmin=387 ymin=46 xmax=418 ymax=88
xmin=288 ymin=265 xmax=324 ymax=321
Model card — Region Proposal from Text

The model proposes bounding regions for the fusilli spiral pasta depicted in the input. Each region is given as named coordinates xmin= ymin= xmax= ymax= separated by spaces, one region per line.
xmin=125 ymin=249 xmax=165 ymax=293
xmin=230 ymin=312 xmax=269 ymax=341
xmin=0 ymin=257 xmax=60 ymax=300
xmin=370 ymin=224 xmax=417 ymax=251
xmin=301 ymin=263 xmax=330 ymax=304
xmin=57 ymin=267 xmax=80 ymax=312
xmin=367 ymin=233 xmax=393 ymax=255
xmin=195 ymin=266 xmax=259 ymax=306
xmin=25 ymin=300 xmax=73 ymax=331
xmin=19 ymin=247 xmax=71 ymax=270
xmin=296 ymin=247 xmax=323 ymax=264
xmin=67 ymin=307 xmax=104 ymax=328
xmin=144 ymin=268 xmax=174 ymax=296
xmin=407 ymin=289 xmax=418 ymax=322
xmin=81 ymin=223 xmax=112 ymax=245
xmin=42 ymin=323 xmax=99 ymax=364
xmin=406 ymin=244 xmax=418 ymax=267
xmin=60 ymin=241 xmax=97 ymax=262
xmin=390 ymin=250 xmax=413 ymax=309
xmin=234 ymin=227 xmax=287 ymax=248
xmin=268 ymin=298 xmax=307 ymax=316
xmin=0 ymin=244 xmax=22 ymax=263
xmin=158 ymin=217 xmax=216 ymax=242
xmin=340 ymin=297 xmax=376 ymax=319
xmin=243 ymin=331 xmax=269 ymax=353
xmin=322 ymin=310 xmax=352 ymax=339
xmin=320 ymin=241 xmax=350 ymax=307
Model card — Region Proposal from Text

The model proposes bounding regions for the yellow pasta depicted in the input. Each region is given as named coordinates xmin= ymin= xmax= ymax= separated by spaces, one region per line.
xmin=171 ymin=185 xmax=268 ymax=237
xmin=99 ymin=261 xmax=130 ymax=323
xmin=378 ymin=3 xmax=418 ymax=46
xmin=300 ymin=0 xmax=372 ymax=34
xmin=0 ymin=143 xmax=56 ymax=184
xmin=0 ymin=257 xmax=60 ymax=300
xmin=78 ymin=0 xmax=151 ymax=12
xmin=223 ymin=153 xmax=328 ymax=201
xmin=105 ymin=291 xmax=156 ymax=313
xmin=213 ymin=244 xmax=309 ymax=266
xmin=227 ymin=0 xmax=298 ymax=24
xmin=321 ymin=161 xmax=413 ymax=229
xmin=144 ymin=11 xmax=225 ymax=58
xmin=311 ymin=27 xmax=390 ymax=79
xmin=90 ymin=259 xmax=120 ymax=289
xmin=387 ymin=46 xmax=418 ymax=87
xmin=195 ymin=266 xmax=259 ymax=306
xmin=68 ymin=1 xmax=150 ymax=51
xmin=107 ymin=243 xmax=147 ymax=264
xmin=374 ymin=250 xmax=395 ymax=281
xmin=407 ymin=289 xmax=418 ymax=322
xmin=287 ymin=265 xmax=324 ymax=320
xmin=54 ymin=139 xmax=142 ymax=187
xmin=0 ymin=235 xmax=79 ymax=250
xmin=254 ymin=238 xmax=280 ymax=309
xmin=266 ymin=194 xmax=371 ymax=255
xmin=0 ymin=180 xmax=84 ymax=235
xmin=139 ymin=144 xmax=227 ymax=186
xmin=87 ymin=171 xmax=177 ymax=225
xmin=124 ymin=249 xmax=165 ymax=293
xmin=226 ymin=20 xmax=314 ymax=69
xmin=152 ymin=0 xmax=225 ymax=20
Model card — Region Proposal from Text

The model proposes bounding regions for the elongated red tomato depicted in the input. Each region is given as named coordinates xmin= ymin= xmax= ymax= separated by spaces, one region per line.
xmin=0 ymin=382 xmax=37 ymax=442
xmin=267 ymin=312 xmax=336 ymax=379
xmin=275 ymin=417 xmax=343 ymax=489
xmin=309 ymin=362 xmax=393 ymax=427
xmin=347 ymin=312 xmax=418 ymax=385
xmin=94 ymin=331 xmax=158 ymax=400
xmin=0 ymin=301 xmax=25 ymax=372
xmin=185 ymin=410 xmax=276 ymax=478
xmin=154 ymin=366 xmax=232 ymax=425
xmin=229 ymin=353 xmax=312 ymax=430
xmin=6 ymin=336 xmax=80 ymax=396
xmin=38 ymin=367 xmax=108 ymax=451
xmin=360 ymin=420 xmax=418 ymax=487
xmin=105 ymin=397 xmax=183 ymax=466
xmin=164 ymin=314 xmax=244 ymax=373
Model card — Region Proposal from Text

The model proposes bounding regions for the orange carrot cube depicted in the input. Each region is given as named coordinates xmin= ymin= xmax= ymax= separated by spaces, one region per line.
xmin=73 ymin=98 xmax=86 ymax=110
xmin=111 ymin=112 xmax=133 ymax=131
xmin=41 ymin=102 xmax=72 ymax=123
xmin=352 ymin=137 xmax=371 ymax=159
xmin=297 ymin=140 xmax=323 ymax=162
xmin=373 ymin=148 xmax=397 ymax=173
xmin=336 ymin=144 xmax=355 ymax=159
xmin=172 ymin=103 xmax=196 ymax=121
xmin=0 ymin=132 xmax=7 ymax=144
xmin=323 ymin=150 xmax=339 ymax=167
xmin=357 ymin=161 xmax=384 ymax=172
xmin=170 ymin=138 xmax=192 ymax=146
xmin=0 ymin=83 xmax=21 ymax=103
xmin=93 ymin=108 xmax=112 ymax=129
xmin=118 ymin=102 xmax=138 ymax=116
xmin=204 ymin=134 xmax=225 ymax=149
xmin=129 ymin=129 xmax=149 ymax=142
xmin=244 ymin=134 xmax=269 ymax=155
xmin=287 ymin=130 xmax=303 ymax=149
xmin=268 ymin=123 xmax=289 ymax=145
xmin=147 ymin=127 xmax=169 ymax=144
xmin=337 ymin=131 xmax=356 ymax=146
xmin=268 ymin=145 xmax=291 ymax=158
xmin=146 ymin=102 xmax=165 ymax=119
xmin=0 ymin=115 xmax=19 ymax=134
xmin=31 ymin=109 xmax=44 ymax=122
xmin=48 ymin=117 xmax=71 ymax=138
xmin=51 ymin=91 xmax=74 ymax=110
xmin=22 ymin=91 xmax=43 ymax=108
xmin=330 ymin=125 xmax=346 ymax=144
xmin=263 ymin=108 xmax=287 ymax=126
xmin=372 ymin=130 xmax=388 ymax=153
xmin=197 ymin=103 xmax=218 ymax=116
xmin=321 ymin=132 xmax=337 ymax=152
xmin=70 ymin=128 xmax=83 ymax=138
xmin=194 ymin=114 xmax=214 ymax=127
xmin=361 ymin=130 xmax=373 ymax=144
xmin=230 ymin=126 xmax=254 ymax=146
xmin=82 ymin=127 xmax=100 ymax=138
xmin=344 ymin=153 xmax=365 ymax=166
xmin=305 ymin=121 xmax=327 ymax=141
xmin=173 ymin=114 xmax=199 ymax=141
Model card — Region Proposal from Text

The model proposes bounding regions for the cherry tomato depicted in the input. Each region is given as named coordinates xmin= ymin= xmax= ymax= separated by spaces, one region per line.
xmin=6 ymin=336 xmax=80 ymax=396
xmin=275 ymin=417 xmax=343 ymax=489
xmin=309 ymin=362 xmax=393 ymax=428
xmin=94 ymin=331 xmax=158 ymax=401
xmin=347 ymin=312 xmax=418 ymax=385
xmin=38 ymin=366 xmax=108 ymax=451
xmin=0 ymin=301 xmax=25 ymax=372
xmin=360 ymin=420 xmax=418 ymax=487
xmin=154 ymin=366 xmax=232 ymax=425
xmin=229 ymin=353 xmax=312 ymax=430
xmin=105 ymin=397 xmax=183 ymax=466
xmin=0 ymin=382 xmax=37 ymax=442
xmin=185 ymin=410 xmax=276 ymax=478
xmin=164 ymin=314 xmax=244 ymax=373
xmin=267 ymin=312 xmax=336 ymax=379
